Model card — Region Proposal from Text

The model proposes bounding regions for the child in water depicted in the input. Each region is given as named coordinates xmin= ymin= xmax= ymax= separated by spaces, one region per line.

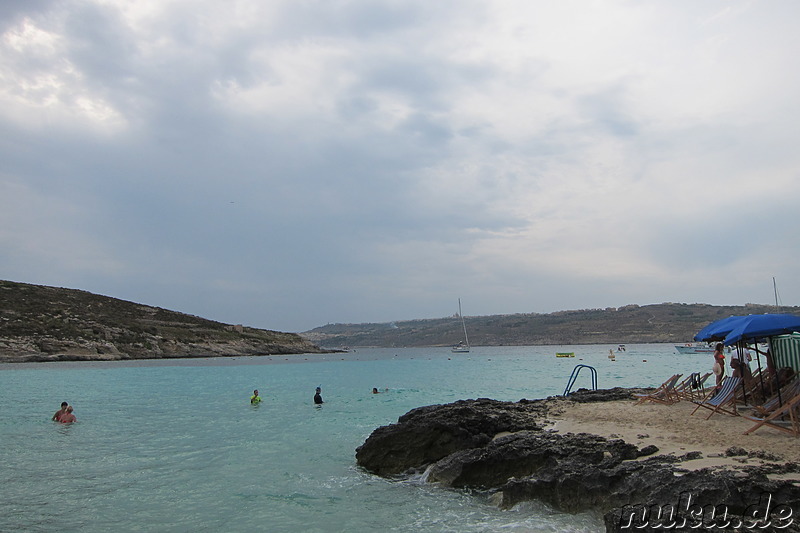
xmin=250 ymin=390 xmax=262 ymax=404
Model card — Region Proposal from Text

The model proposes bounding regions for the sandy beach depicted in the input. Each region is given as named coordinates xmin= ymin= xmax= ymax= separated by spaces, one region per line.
xmin=547 ymin=396 xmax=800 ymax=479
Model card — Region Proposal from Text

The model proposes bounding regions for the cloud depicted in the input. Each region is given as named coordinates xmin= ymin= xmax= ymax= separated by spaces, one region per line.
xmin=1 ymin=0 xmax=798 ymax=332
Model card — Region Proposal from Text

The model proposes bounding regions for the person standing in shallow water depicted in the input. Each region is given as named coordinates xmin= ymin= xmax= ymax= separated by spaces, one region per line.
xmin=314 ymin=387 xmax=323 ymax=404
xmin=58 ymin=406 xmax=76 ymax=423
xmin=52 ymin=402 xmax=68 ymax=421
xmin=250 ymin=390 xmax=262 ymax=404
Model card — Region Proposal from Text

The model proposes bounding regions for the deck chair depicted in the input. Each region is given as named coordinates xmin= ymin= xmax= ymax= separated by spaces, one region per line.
xmin=735 ymin=368 xmax=764 ymax=405
xmin=633 ymin=374 xmax=682 ymax=405
xmin=750 ymin=376 xmax=800 ymax=418
xmin=743 ymin=388 xmax=800 ymax=437
xmin=690 ymin=376 xmax=741 ymax=419
xmin=676 ymin=372 xmax=711 ymax=401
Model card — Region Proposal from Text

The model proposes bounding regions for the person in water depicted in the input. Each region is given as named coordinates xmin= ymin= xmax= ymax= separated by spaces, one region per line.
xmin=250 ymin=389 xmax=262 ymax=404
xmin=52 ymin=402 xmax=69 ymax=422
xmin=314 ymin=387 xmax=323 ymax=404
xmin=58 ymin=406 xmax=76 ymax=423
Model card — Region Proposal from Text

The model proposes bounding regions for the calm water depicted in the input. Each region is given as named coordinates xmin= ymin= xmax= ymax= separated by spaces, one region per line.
xmin=1 ymin=344 xmax=710 ymax=532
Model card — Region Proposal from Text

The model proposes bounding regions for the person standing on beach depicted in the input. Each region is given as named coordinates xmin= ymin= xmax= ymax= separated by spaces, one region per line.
xmin=314 ymin=387 xmax=323 ymax=404
xmin=52 ymin=402 xmax=69 ymax=422
xmin=58 ymin=406 xmax=76 ymax=423
xmin=712 ymin=343 xmax=726 ymax=389
xmin=250 ymin=390 xmax=262 ymax=404
xmin=730 ymin=345 xmax=752 ymax=380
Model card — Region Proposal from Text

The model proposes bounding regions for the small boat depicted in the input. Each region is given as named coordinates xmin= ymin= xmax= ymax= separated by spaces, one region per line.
xmin=556 ymin=352 xmax=575 ymax=358
xmin=675 ymin=343 xmax=715 ymax=354
xmin=451 ymin=299 xmax=470 ymax=353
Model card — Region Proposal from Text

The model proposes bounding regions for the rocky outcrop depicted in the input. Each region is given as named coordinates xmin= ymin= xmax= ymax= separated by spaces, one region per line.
xmin=355 ymin=398 xmax=549 ymax=476
xmin=0 ymin=335 xmax=322 ymax=362
xmin=355 ymin=392 xmax=800 ymax=533
xmin=0 ymin=280 xmax=326 ymax=362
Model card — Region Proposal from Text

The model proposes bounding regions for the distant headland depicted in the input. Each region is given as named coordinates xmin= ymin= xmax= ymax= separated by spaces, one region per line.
xmin=3 ymin=279 xmax=797 ymax=362
xmin=0 ymin=280 xmax=326 ymax=363
xmin=301 ymin=302 xmax=800 ymax=349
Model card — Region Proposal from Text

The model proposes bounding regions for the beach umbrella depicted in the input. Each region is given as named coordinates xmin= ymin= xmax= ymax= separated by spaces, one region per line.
xmin=693 ymin=315 xmax=746 ymax=342
xmin=722 ymin=314 xmax=800 ymax=406
xmin=722 ymin=314 xmax=800 ymax=346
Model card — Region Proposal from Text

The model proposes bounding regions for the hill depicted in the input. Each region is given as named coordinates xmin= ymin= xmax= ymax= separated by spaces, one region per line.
xmin=301 ymin=303 xmax=800 ymax=349
xmin=0 ymin=280 xmax=324 ymax=362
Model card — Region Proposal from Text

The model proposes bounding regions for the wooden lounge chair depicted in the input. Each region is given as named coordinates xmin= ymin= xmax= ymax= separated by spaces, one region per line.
xmin=735 ymin=368 xmax=764 ymax=405
xmin=756 ymin=367 xmax=799 ymax=402
xmin=690 ymin=376 xmax=742 ymax=419
xmin=743 ymin=388 xmax=800 ymax=437
xmin=676 ymin=372 xmax=711 ymax=401
xmin=634 ymin=374 xmax=682 ymax=405
xmin=749 ymin=376 xmax=800 ymax=418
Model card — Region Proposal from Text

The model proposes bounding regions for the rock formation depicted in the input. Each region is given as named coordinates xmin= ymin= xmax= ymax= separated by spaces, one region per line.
xmin=356 ymin=390 xmax=800 ymax=533
xmin=0 ymin=280 xmax=325 ymax=362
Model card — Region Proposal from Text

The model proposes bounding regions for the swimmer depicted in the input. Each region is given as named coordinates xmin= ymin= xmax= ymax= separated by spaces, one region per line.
xmin=250 ymin=389 xmax=262 ymax=404
xmin=314 ymin=387 xmax=323 ymax=404
xmin=372 ymin=388 xmax=380 ymax=394
xmin=58 ymin=406 xmax=76 ymax=424
xmin=52 ymin=402 xmax=68 ymax=422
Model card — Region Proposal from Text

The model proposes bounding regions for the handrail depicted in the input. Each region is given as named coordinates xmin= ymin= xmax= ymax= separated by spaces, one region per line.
xmin=563 ymin=364 xmax=598 ymax=396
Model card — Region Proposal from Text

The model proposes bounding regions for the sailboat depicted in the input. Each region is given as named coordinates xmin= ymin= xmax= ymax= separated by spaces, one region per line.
xmin=451 ymin=299 xmax=470 ymax=353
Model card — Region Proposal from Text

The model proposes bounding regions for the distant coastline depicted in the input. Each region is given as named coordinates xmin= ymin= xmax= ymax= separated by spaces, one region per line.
xmin=0 ymin=280 xmax=327 ymax=363
xmin=3 ymin=279 xmax=798 ymax=362
xmin=302 ymin=303 xmax=800 ymax=349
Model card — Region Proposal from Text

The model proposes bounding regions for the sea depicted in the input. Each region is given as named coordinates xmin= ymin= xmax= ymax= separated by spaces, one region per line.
xmin=0 ymin=344 xmax=712 ymax=533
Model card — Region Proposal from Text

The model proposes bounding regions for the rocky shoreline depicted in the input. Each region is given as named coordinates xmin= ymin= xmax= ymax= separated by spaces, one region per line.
xmin=0 ymin=336 xmax=328 ymax=363
xmin=355 ymin=390 xmax=800 ymax=532
xmin=0 ymin=280 xmax=329 ymax=363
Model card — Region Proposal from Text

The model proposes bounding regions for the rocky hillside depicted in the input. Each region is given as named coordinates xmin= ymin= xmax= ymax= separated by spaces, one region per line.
xmin=303 ymin=302 xmax=800 ymax=348
xmin=0 ymin=280 xmax=325 ymax=362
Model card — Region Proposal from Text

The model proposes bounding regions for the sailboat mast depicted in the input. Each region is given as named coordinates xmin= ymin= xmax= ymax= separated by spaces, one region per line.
xmin=459 ymin=298 xmax=470 ymax=347
xmin=774 ymin=277 xmax=780 ymax=312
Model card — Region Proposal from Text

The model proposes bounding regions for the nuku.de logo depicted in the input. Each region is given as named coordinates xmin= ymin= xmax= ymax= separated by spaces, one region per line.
xmin=619 ymin=492 xmax=794 ymax=530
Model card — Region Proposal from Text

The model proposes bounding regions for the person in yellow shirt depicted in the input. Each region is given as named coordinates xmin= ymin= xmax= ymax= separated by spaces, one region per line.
xmin=250 ymin=389 xmax=262 ymax=404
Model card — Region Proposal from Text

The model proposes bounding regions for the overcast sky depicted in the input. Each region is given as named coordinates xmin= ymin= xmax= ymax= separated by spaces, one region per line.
xmin=1 ymin=1 xmax=798 ymax=333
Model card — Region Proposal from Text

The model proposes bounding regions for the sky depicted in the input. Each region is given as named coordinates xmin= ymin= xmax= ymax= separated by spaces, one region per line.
xmin=1 ymin=0 xmax=798 ymax=333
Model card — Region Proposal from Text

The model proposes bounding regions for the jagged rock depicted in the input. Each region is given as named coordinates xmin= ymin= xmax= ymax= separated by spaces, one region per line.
xmin=426 ymin=430 xmax=639 ymax=489
xmin=355 ymin=398 xmax=548 ymax=476
xmin=356 ymin=395 xmax=800 ymax=533
xmin=602 ymin=469 xmax=800 ymax=532
xmin=637 ymin=444 xmax=659 ymax=457
xmin=567 ymin=386 xmax=652 ymax=402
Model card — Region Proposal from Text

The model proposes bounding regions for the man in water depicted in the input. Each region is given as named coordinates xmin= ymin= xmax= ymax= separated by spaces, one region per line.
xmin=250 ymin=389 xmax=262 ymax=404
xmin=314 ymin=387 xmax=323 ymax=404
xmin=58 ymin=406 xmax=76 ymax=423
xmin=52 ymin=402 xmax=68 ymax=422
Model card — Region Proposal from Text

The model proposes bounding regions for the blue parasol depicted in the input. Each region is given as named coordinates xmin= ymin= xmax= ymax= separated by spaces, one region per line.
xmin=693 ymin=315 xmax=746 ymax=342
xmin=722 ymin=313 xmax=800 ymax=346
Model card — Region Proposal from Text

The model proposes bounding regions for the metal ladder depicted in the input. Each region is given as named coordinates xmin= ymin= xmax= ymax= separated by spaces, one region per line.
xmin=563 ymin=364 xmax=598 ymax=396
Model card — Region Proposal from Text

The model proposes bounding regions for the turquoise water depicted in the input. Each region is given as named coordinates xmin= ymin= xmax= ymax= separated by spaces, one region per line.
xmin=1 ymin=344 xmax=710 ymax=532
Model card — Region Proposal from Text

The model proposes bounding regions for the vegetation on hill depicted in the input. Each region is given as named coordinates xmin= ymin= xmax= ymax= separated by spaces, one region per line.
xmin=0 ymin=280 xmax=323 ymax=362
xmin=302 ymin=303 xmax=800 ymax=348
